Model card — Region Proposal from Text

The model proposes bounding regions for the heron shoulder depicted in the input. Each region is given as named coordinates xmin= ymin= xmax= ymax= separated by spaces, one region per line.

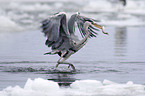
xmin=55 ymin=12 xmax=66 ymax=16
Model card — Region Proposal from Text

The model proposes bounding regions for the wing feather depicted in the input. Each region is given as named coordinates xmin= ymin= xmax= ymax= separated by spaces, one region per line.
xmin=41 ymin=13 xmax=73 ymax=51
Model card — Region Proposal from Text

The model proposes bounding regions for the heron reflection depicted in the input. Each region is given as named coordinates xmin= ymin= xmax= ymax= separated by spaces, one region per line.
xmin=48 ymin=73 xmax=76 ymax=87
xmin=115 ymin=27 xmax=127 ymax=57
xmin=41 ymin=12 xmax=108 ymax=70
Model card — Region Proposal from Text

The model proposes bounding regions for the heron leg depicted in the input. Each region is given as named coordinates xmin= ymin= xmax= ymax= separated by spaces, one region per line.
xmin=56 ymin=57 xmax=76 ymax=71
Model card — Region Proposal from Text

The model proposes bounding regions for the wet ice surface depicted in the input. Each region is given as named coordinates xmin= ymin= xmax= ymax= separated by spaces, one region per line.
xmin=0 ymin=78 xmax=145 ymax=96
xmin=0 ymin=0 xmax=145 ymax=95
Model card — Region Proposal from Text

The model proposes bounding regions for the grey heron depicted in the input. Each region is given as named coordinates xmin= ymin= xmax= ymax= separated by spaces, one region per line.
xmin=41 ymin=12 xmax=108 ymax=70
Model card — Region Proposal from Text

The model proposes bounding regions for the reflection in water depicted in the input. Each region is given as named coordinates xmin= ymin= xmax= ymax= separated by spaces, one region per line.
xmin=114 ymin=27 xmax=127 ymax=57
xmin=48 ymin=72 xmax=76 ymax=87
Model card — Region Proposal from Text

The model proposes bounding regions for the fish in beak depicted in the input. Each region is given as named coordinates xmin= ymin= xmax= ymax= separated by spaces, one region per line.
xmin=92 ymin=22 xmax=109 ymax=35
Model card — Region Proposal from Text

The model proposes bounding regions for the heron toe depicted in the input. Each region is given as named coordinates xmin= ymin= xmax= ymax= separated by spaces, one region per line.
xmin=55 ymin=63 xmax=76 ymax=71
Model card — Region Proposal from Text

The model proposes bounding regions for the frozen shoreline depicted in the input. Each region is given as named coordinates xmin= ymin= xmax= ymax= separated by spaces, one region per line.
xmin=0 ymin=78 xmax=145 ymax=96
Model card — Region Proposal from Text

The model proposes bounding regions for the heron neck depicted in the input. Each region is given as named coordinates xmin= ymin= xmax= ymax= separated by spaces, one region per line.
xmin=83 ymin=22 xmax=90 ymax=37
xmin=75 ymin=22 xmax=90 ymax=51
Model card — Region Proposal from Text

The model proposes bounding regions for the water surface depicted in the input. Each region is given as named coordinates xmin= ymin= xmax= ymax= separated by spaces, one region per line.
xmin=0 ymin=0 xmax=145 ymax=95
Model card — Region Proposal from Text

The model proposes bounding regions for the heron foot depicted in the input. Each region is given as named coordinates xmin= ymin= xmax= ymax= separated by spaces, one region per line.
xmin=56 ymin=63 xmax=76 ymax=71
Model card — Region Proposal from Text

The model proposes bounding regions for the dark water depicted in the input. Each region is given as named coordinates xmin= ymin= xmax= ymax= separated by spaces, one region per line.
xmin=0 ymin=26 xmax=145 ymax=90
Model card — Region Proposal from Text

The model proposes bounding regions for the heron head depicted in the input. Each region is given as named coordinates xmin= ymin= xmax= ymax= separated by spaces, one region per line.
xmin=81 ymin=16 xmax=108 ymax=35
xmin=75 ymin=14 xmax=109 ymax=37
xmin=78 ymin=14 xmax=109 ymax=35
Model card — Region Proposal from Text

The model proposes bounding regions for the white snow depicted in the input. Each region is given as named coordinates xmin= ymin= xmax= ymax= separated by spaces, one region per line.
xmin=0 ymin=78 xmax=145 ymax=96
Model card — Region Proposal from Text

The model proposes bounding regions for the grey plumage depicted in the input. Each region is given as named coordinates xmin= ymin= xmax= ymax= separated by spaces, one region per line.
xmin=41 ymin=12 xmax=108 ymax=70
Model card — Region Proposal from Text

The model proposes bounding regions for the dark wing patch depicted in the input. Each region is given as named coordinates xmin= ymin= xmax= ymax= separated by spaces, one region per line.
xmin=41 ymin=13 xmax=73 ymax=51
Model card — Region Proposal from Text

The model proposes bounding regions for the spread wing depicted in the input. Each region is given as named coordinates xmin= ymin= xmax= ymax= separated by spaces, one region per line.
xmin=41 ymin=13 xmax=73 ymax=51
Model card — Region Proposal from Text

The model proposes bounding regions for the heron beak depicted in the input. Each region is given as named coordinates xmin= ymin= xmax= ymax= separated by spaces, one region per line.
xmin=92 ymin=23 xmax=109 ymax=35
